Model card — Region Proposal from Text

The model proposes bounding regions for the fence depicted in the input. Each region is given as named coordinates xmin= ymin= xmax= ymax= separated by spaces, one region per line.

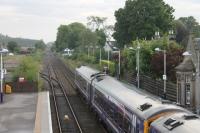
xmin=5 ymin=81 xmax=38 ymax=93
xmin=123 ymin=72 xmax=177 ymax=102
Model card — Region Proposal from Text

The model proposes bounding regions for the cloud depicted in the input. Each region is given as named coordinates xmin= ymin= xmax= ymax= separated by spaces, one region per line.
xmin=164 ymin=0 xmax=200 ymax=22
xmin=0 ymin=0 xmax=125 ymax=42
xmin=0 ymin=0 xmax=199 ymax=42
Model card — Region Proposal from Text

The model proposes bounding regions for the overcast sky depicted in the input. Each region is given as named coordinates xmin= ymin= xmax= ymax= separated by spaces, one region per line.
xmin=0 ymin=0 xmax=200 ymax=42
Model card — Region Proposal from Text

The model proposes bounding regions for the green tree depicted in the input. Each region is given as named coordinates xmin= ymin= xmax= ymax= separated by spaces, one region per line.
xmin=35 ymin=40 xmax=46 ymax=50
xmin=113 ymin=0 xmax=174 ymax=48
xmin=7 ymin=41 xmax=19 ymax=53
xmin=179 ymin=16 xmax=200 ymax=38
xmin=87 ymin=16 xmax=110 ymax=42
xmin=55 ymin=22 xmax=106 ymax=52
xmin=55 ymin=22 xmax=87 ymax=51
xmin=79 ymin=29 xmax=98 ymax=47
xmin=95 ymin=29 xmax=106 ymax=47
xmin=173 ymin=20 xmax=188 ymax=47
xmin=179 ymin=16 xmax=198 ymax=32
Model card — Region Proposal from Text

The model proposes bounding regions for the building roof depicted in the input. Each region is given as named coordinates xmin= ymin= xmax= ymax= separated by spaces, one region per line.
xmin=104 ymin=41 xmax=118 ymax=51
xmin=175 ymin=57 xmax=195 ymax=72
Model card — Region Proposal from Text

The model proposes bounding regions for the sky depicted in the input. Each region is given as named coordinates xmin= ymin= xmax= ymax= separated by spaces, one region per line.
xmin=0 ymin=0 xmax=200 ymax=43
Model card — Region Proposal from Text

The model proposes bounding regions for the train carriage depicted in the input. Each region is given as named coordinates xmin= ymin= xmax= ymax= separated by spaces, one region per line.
xmin=75 ymin=66 xmax=189 ymax=133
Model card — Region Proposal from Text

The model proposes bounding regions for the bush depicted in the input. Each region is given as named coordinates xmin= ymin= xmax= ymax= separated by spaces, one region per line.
xmin=101 ymin=60 xmax=115 ymax=75
xmin=13 ymin=56 xmax=40 ymax=82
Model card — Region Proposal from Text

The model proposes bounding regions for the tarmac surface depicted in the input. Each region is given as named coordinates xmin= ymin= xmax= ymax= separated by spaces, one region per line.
xmin=0 ymin=93 xmax=37 ymax=133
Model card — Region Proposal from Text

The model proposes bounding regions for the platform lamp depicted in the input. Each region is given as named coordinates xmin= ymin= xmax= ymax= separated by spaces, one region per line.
xmin=129 ymin=41 xmax=140 ymax=89
xmin=155 ymin=47 xmax=167 ymax=99
xmin=0 ymin=48 xmax=8 ymax=103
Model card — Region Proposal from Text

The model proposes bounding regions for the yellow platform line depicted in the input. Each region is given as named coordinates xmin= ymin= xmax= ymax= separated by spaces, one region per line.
xmin=34 ymin=93 xmax=42 ymax=133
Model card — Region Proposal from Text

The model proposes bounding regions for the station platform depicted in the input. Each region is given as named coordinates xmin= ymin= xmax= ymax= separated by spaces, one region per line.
xmin=0 ymin=91 xmax=52 ymax=133
xmin=34 ymin=91 xmax=52 ymax=133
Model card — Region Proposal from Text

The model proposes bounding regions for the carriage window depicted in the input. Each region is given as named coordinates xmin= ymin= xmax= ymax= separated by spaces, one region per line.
xmin=77 ymin=75 xmax=87 ymax=91
xmin=94 ymin=89 xmax=132 ymax=133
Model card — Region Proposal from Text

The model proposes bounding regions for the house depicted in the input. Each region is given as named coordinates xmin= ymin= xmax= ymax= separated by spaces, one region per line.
xmin=103 ymin=41 xmax=119 ymax=52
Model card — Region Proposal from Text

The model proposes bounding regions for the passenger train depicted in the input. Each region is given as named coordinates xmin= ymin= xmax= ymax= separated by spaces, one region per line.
xmin=75 ymin=66 xmax=200 ymax=133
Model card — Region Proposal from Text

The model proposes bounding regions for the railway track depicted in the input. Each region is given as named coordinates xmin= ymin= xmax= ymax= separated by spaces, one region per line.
xmin=45 ymin=54 xmax=106 ymax=133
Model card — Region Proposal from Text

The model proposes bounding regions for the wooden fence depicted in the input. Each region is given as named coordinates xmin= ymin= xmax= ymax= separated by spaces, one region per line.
xmin=123 ymin=72 xmax=177 ymax=102
xmin=5 ymin=81 xmax=38 ymax=93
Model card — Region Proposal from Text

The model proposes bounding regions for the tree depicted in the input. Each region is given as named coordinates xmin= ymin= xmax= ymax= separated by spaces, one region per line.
xmin=87 ymin=16 xmax=107 ymax=31
xmin=113 ymin=0 xmax=175 ymax=48
xmin=179 ymin=16 xmax=198 ymax=32
xmin=35 ymin=40 xmax=46 ymax=50
xmin=87 ymin=16 xmax=111 ymax=42
xmin=7 ymin=41 xmax=19 ymax=53
xmin=95 ymin=29 xmax=106 ymax=47
xmin=151 ymin=47 xmax=184 ymax=81
xmin=104 ymin=25 xmax=114 ymax=41
xmin=178 ymin=16 xmax=200 ymax=38
xmin=55 ymin=22 xmax=87 ymax=51
xmin=55 ymin=22 xmax=107 ymax=52
xmin=79 ymin=29 xmax=98 ymax=47
xmin=173 ymin=20 xmax=189 ymax=47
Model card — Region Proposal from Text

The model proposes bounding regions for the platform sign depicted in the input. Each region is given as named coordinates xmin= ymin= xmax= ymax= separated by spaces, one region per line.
xmin=163 ymin=75 xmax=167 ymax=80
xmin=3 ymin=69 xmax=7 ymax=75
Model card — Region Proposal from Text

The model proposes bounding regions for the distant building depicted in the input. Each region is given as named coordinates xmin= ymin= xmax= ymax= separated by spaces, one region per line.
xmin=19 ymin=47 xmax=33 ymax=55
xmin=62 ymin=48 xmax=73 ymax=56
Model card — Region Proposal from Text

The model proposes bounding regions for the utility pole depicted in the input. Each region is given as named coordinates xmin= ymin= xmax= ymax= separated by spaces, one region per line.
xmin=100 ymin=48 xmax=102 ymax=66
xmin=137 ymin=41 xmax=140 ymax=89
xmin=163 ymin=50 xmax=167 ymax=99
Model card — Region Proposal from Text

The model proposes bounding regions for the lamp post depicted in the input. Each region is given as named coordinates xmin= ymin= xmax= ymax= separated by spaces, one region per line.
xmin=108 ymin=50 xmax=110 ymax=69
xmin=129 ymin=41 xmax=140 ymax=89
xmin=113 ymin=47 xmax=121 ymax=79
xmin=85 ymin=45 xmax=89 ymax=58
xmin=95 ymin=46 xmax=102 ymax=65
xmin=155 ymin=47 xmax=167 ymax=99
xmin=118 ymin=50 xmax=120 ymax=79
xmin=0 ymin=48 xmax=8 ymax=103
xmin=99 ymin=47 xmax=102 ymax=66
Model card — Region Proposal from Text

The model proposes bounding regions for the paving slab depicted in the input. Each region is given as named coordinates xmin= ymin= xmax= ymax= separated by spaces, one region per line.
xmin=0 ymin=93 xmax=38 ymax=133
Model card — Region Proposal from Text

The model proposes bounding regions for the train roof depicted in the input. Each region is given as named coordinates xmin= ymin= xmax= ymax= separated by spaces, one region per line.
xmin=151 ymin=112 xmax=200 ymax=133
xmin=76 ymin=66 xmax=99 ymax=81
xmin=94 ymin=75 xmax=187 ymax=120
xmin=76 ymin=66 xmax=188 ymax=120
